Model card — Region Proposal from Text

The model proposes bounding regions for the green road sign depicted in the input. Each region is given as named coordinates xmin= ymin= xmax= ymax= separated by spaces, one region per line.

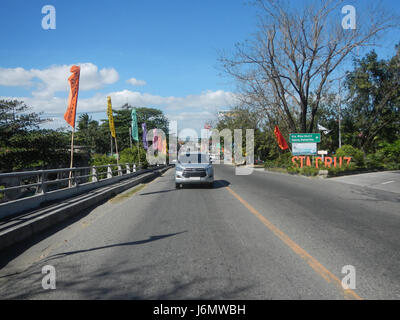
xmin=289 ymin=133 xmax=321 ymax=143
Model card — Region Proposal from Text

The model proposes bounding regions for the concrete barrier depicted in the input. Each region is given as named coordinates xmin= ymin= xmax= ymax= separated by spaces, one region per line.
xmin=0 ymin=166 xmax=171 ymax=251
xmin=0 ymin=166 xmax=164 ymax=220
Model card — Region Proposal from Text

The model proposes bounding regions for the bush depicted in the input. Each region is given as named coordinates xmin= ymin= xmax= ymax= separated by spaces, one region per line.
xmin=89 ymin=154 xmax=118 ymax=179
xmin=327 ymin=163 xmax=359 ymax=176
xmin=365 ymin=153 xmax=384 ymax=170
xmin=287 ymin=166 xmax=319 ymax=176
xmin=90 ymin=154 xmax=117 ymax=166
xmin=372 ymin=140 xmax=400 ymax=170
xmin=119 ymin=147 xmax=148 ymax=168
xmin=335 ymin=145 xmax=365 ymax=168
xmin=264 ymin=152 xmax=292 ymax=168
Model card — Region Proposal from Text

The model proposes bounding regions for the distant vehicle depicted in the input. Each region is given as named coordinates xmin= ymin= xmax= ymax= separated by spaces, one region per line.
xmin=175 ymin=152 xmax=214 ymax=188
xmin=254 ymin=159 xmax=264 ymax=165
xmin=209 ymin=154 xmax=218 ymax=163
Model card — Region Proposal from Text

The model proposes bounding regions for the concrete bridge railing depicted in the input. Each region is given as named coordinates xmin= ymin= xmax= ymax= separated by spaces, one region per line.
xmin=0 ymin=163 xmax=163 ymax=220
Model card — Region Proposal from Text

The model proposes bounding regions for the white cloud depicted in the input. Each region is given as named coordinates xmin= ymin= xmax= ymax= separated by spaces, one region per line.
xmin=1 ymin=63 xmax=237 ymax=131
xmin=1 ymin=88 xmax=237 ymax=114
xmin=167 ymin=111 xmax=216 ymax=136
xmin=126 ymin=78 xmax=147 ymax=86
xmin=0 ymin=67 xmax=34 ymax=86
xmin=0 ymin=63 xmax=119 ymax=97
xmin=105 ymin=89 xmax=237 ymax=112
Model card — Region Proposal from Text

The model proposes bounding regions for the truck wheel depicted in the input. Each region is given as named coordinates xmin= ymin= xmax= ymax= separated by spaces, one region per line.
xmin=175 ymin=183 xmax=180 ymax=189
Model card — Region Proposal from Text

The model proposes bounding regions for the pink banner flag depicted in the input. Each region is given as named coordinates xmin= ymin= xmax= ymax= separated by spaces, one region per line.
xmin=153 ymin=129 xmax=158 ymax=151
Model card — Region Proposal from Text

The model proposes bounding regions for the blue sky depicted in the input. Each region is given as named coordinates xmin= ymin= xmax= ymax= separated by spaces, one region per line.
xmin=0 ymin=0 xmax=399 ymax=133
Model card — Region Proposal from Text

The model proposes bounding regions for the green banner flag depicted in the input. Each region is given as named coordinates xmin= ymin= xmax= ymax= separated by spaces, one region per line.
xmin=131 ymin=109 xmax=139 ymax=142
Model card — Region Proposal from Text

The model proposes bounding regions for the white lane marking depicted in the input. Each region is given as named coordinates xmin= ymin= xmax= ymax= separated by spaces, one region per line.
xmin=381 ymin=181 xmax=395 ymax=185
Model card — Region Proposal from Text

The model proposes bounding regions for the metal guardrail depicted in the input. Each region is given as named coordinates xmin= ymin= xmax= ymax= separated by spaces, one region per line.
xmin=0 ymin=163 xmax=148 ymax=203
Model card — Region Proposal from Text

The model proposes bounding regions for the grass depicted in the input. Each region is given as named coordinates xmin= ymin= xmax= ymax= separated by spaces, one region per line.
xmin=264 ymin=167 xmax=289 ymax=174
xmin=108 ymin=184 xmax=147 ymax=203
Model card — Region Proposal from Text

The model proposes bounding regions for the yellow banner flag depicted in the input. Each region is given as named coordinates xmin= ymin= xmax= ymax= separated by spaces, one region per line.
xmin=107 ymin=96 xmax=116 ymax=138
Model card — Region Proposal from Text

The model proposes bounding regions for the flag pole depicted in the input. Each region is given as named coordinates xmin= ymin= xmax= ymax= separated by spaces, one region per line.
xmin=65 ymin=65 xmax=81 ymax=188
xmin=68 ymin=127 xmax=75 ymax=187
xmin=129 ymin=126 xmax=133 ymax=149
xmin=137 ymin=140 xmax=141 ymax=168
xmin=114 ymin=136 xmax=119 ymax=166
xmin=110 ymin=133 xmax=113 ymax=156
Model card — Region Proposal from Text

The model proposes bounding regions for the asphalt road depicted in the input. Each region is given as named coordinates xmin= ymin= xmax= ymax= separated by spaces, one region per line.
xmin=329 ymin=170 xmax=400 ymax=194
xmin=0 ymin=165 xmax=399 ymax=299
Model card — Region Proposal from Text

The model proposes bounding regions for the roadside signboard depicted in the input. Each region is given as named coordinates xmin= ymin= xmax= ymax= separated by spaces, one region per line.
xmin=318 ymin=150 xmax=328 ymax=155
xmin=289 ymin=133 xmax=321 ymax=143
xmin=292 ymin=143 xmax=317 ymax=155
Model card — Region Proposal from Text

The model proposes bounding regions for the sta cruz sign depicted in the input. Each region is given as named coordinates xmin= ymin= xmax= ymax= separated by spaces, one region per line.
xmin=289 ymin=133 xmax=321 ymax=143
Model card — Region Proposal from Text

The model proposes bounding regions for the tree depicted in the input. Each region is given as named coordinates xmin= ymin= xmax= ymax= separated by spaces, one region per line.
xmin=214 ymin=106 xmax=274 ymax=160
xmin=343 ymin=46 xmax=400 ymax=153
xmin=219 ymin=0 xmax=399 ymax=133
xmin=76 ymin=113 xmax=109 ymax=154
xmin=0 ymin=99 xmax=47 ymax=145
xmin=101 ymin=104 xmax=169 ymax=151
xmin=0 ymin=100 xmax=71 ymax=171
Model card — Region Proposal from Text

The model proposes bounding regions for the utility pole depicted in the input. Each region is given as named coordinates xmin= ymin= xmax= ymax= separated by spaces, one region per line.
xmin=329 ymin=77 xmax=344 ymax=150
xmin=338 ymin=79 xmax=342 ymax=149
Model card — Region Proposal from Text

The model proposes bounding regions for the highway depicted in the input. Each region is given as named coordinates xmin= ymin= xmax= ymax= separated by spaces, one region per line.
xmin=0 ymin=165 xmax=399 ymax=299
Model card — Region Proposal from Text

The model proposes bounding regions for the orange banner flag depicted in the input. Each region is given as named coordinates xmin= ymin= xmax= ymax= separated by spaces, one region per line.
xmin=64 ymin=65 xmax=81 ymax=128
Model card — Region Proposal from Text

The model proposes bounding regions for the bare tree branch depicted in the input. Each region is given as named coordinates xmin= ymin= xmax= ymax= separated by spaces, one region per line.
xmin=219 ymin=0 xmax=400 ymax=133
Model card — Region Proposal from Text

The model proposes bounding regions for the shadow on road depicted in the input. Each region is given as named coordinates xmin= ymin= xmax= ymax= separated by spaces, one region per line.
xmin=45 ymin=231 xmax=187 ymax=261
xmin=0 ymin=256 xmax=256 ymax=299
xmin=182 ymin=180 xmax=230 ymax=189
xmin=139 ymin=189 xmax=177 ymax=196
xmin=0 ymin=199 xmax=111 ymax=271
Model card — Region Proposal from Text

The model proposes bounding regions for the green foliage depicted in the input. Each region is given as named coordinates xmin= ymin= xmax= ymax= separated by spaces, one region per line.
xmin=366 ymin=140 xmax=400 ymax=170
xmin=0 ymin=99 xmax=169 ymax=172
xmin=343 ymin=46 xmax=400 ymax=152
xmin=364 ymin=153 xmax=384 ymax=170
xmin=76 ymin=106 xmax=169 ymax=164
xmin=215 ymin=106 xmax=279 ymax=161
xmin=90 ymin=154 xmax=117 ymax=166
xmin=76 ymin=113 xmax=110 ymax=154
xmin=0 ymin=99 xmax=47 ymax=140
xmin=287 ymin=166 xmax=319 ymax=176
xmin=327 ymin=163 xmax=359 ymax=177
xmin=264 ymin=152 xmax=292 ymax=168
xmin=0 ymin=100 xmax=72 ymax=172
xmin=101 ymin=104 xmax=169 ymax=152
xmin=335 ymin=145 xmax=365 ymax=168
xmin=89 ymin=154 xmax=118 ymax=178
xmin=0 ymin=130 xmax=72 ymax=172
xmin=119 ymin=147 xmax=148 ymax=168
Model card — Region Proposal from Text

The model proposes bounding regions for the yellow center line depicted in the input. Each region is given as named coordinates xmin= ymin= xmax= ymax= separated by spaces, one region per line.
xmin=226 ymin=186 xmax=362 ymax=300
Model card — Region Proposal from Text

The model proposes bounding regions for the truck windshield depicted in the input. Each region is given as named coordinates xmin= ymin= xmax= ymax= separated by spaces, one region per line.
xmin=178 ymin=153 xmax=209 ymax=164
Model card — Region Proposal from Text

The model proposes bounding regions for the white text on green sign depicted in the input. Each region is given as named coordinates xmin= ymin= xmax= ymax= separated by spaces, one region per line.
xmin=289 ymin=133 xmax=321 ymax=143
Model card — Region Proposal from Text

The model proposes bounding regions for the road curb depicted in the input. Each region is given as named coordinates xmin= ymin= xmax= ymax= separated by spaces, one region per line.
xmin=0 ymin=166 xmax=171 ymax=252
